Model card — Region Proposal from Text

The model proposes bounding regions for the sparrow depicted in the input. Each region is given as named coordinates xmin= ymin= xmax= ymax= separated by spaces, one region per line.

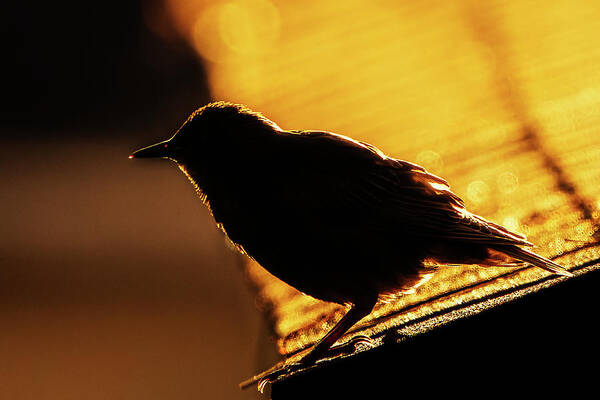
xmin=130 ymin=101 xmax=572 ymax=364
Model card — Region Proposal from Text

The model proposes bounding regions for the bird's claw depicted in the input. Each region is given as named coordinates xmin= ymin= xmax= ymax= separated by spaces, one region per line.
xmin=257 ymin=361 xmax=307 ymax=392
xmin=327 ymin=334 xmax=375 ymax=357
xmin=255 ymin=335 xmax=375 ymax=392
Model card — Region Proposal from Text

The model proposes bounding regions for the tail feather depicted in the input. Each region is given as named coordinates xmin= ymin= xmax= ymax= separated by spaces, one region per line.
xmin=497 ymin=246 xmax=573 ymax=277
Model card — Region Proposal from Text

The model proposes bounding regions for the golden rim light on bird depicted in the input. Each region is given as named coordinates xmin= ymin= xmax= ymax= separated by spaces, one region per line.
xmin=129 ymin=140 xmax=171 ymax=159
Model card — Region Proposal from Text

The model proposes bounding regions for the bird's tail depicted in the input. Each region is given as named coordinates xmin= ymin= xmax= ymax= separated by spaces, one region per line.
xmin=497 ymin=246 xmax=573 ymax=277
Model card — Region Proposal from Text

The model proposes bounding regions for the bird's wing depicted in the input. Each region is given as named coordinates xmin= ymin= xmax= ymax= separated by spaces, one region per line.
xmin=277 ymin=130 xmax=531 ymax=247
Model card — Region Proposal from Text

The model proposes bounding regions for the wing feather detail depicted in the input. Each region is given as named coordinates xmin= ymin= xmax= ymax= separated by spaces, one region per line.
xmin=278 ymin=130 xmax=531 ymax=248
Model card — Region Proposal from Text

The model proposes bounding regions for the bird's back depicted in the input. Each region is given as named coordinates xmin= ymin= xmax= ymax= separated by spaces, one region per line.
xmin=197 ymin=129 xmax=542 ymax=303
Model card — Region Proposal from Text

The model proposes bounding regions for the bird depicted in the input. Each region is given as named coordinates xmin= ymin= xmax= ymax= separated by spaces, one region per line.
xmin=130 ymin=101 xmax=572 ymax=365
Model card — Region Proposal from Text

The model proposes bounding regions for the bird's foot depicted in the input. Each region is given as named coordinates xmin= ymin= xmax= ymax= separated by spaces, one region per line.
xmin=298 ymin=334 xmax=376 ymax=366
xmin=256 ymin=361 xmax=307 ymax=392
xmin=255 ymin=335 xmax=375 ymax=392
xmin=327 ymin=334 xmax=375 ymax=357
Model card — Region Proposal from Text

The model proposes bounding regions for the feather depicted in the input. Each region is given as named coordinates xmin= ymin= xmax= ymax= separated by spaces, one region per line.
xmin=276 ymin=130 xmax=532 ymax=249
xmin=494 ymin=245 xmax=573 ymax=276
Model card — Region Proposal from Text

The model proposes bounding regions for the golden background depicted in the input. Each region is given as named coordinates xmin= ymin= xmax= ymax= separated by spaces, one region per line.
xmin=164 ymin=0 xmax=600 ymax=367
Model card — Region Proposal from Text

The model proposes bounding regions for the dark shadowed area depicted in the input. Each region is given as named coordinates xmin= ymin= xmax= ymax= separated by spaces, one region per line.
xmin=2 ymin=2 xmax=266 ymax=399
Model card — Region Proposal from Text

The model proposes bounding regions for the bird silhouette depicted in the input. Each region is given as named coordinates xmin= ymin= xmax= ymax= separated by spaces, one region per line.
xmin=130 ymin=101 xmax=572 ymax=365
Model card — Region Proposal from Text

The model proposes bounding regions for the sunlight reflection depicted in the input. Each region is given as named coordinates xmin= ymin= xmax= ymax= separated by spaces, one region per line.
xmin=497 ymin=171 xmax=519 ymax=194
xmin=467 ymin=180 xmax=491 ymax=204
xmin=218 ymin=0 xmax=280 ymax=56
xmin=416 ymin=150 xmax=444 ymax=175
xmin=502 ymin=216 xmax=520 ymax=233
xmin=189 ymin=0 xmax=280 ymax=63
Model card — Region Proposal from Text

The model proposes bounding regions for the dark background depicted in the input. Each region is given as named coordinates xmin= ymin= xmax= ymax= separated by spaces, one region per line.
xmin=2 ymin=2 xmax=267 ymax=399
xmin=2 ymin=1 xmax=207 ymax=130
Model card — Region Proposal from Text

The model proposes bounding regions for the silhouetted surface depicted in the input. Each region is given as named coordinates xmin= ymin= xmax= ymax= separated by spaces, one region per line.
xmin=271 ymin=263 xmax=600 ymax=398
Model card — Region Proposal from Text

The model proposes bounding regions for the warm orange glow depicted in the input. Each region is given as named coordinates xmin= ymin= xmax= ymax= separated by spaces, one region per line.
xmin=183 ymin=0 xmax=280 ymax=63
xmin=502 ymin=215 xmax=521 ymax=234
xmin=416 ymin=150 xmax=444 ymax=175
xmin=162 ymin=0 xmax=600 ymax=360
xmin=428 ymin=181 xmax=450 ymax=192
xmin=467 ymin=180 xmax=491 ymax=204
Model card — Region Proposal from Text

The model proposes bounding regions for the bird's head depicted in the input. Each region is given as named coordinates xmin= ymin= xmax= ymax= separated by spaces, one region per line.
xmin=129 ymin=101 xmax=281 ymax=165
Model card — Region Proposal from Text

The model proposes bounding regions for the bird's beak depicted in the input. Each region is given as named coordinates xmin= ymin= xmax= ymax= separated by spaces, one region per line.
xmin=129 ymin=140 xmax=171 ymax=159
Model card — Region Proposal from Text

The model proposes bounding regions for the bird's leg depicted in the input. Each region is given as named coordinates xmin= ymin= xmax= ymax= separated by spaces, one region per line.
xmin=256 ymin=296 xmax=377 ymax=386
xmin=300 ymin=295 xmax=377 ymax=365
